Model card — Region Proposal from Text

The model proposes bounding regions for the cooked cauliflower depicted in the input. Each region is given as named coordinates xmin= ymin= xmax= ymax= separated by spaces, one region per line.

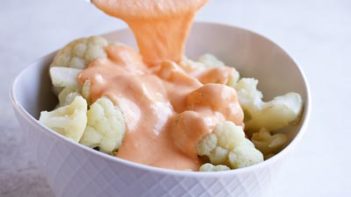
xmin=208 ymin=146 xmax=229 ymax=165
xmin=251 ymin=128 xmax=288 ymax=158
xmin=58 ymin=87 xmax=81 ymax=107
xmin=235 ymin=78 xmax=303 ymax=132
xmin=183 ymin=54 xmax=240 ymax=86
xmin=198 ymin=54 xmax=240 ymax=86
xmin=234 ymin=78 xmax=263 ymax=112
xmin=81 ymin=80 xmax=91 ymax=103
xmin=40 ymin=35 xmax=302 ymax=171
xmin=199 ymin=163 xmax=230 ymax=172
xmin=39 ymin=96 xmax=88 ymax=142
xmin=79 ymin=97 xmax=126 ymax=154
xmin=50 ymin=67 xmax=82 ymax=90
xmin=246 ymin=93 xmax=303 ymax=132
xmin=228 ymin=140 xmax=262 ymax=168
xmin=198 ymin=54 xmax=226 ymax=67
xmin=50 ymin=36 xmax=108 ymax=69
xmin=197 ymin=121 xmax=263 ymax=170
xmin=49 ymin=36 xmax=108 ymax=95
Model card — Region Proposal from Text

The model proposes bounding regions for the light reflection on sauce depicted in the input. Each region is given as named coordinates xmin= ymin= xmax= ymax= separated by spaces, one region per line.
xmin=78 ymin=0 xmax=244 ymax=170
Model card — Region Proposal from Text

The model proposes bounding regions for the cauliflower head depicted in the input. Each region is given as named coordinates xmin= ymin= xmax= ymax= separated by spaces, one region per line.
xmin=50 ymin=36 xmax=108 ymax=69
xmin=199 ymin=54 xmax=239 ymax=86
xmin=79 ymin=97 xmax=126 ymax=154
xmin=58 ymin=87 xmax=81 ymax=107
xmin=251 ymin=128 xmax=288 ymax=159
xmin=235 ymin=78 xmax=303 ymax=132
xmin=50 ymin=66 xmax=88 ymax=107
xmin=49 ymin=67 xmax=82 ymax=90
xmin=49 ymin=36 xmax=109 ymax=97
xmin=228 ymin=140 xmax=263 ymax=168
xmin=198 ymin=54 xmax=226 ymax=68
xmin=197 ymin=121 xmax=264 ymax=170
xmin=39 ymin=96 xmax=88 ymax=142
xmin=234 ymin=78 xmax=263 ymax=113
xmin=182 ymin=54 xmax=240 ymax=86
xmin=199 ymin=163 xmax=230 ymax=172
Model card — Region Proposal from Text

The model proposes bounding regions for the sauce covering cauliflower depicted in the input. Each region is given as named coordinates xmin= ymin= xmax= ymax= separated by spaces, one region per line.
xmin=39 ymin=36 xmax=303 ymax=172
xmin=49 ymin=36 xmax=109 ymax=96
xmin=40 ymin=36 xmax=127 ymax=154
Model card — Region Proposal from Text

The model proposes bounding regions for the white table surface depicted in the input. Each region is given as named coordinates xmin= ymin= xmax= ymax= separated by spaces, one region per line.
xmin=1 ymin=0 xmax=350 ymax=196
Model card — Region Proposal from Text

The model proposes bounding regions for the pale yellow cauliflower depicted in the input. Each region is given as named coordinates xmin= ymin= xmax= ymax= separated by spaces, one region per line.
xmin=235 ymin=78 xmax=303 ymax=132
xmin=81 ymin=80 xmax=91 ymax=103
xmin=49 ymin=36 xmax=108 ymax=95
xmin=198 ymin=53 xmax=226 ymax=67
xmin=200 ymin=54 xmax=240 ymax=86
xmin=251 ymin=128 xmax=288 ymax=159
xmin=39 ymin=36 xmax=303 ymax=171
xmin=57 ymin=87 xmax=81 ymax=107
xmin=49 ymin=66 xmax=84 ymax=107
xmin=41 ymin=37 xmax=127 ymax=154
xmin=79 ymin=97 xmax=126 ymax=154
xmin=39 ymin=96 xmax=88 ymax=142
xmin=199 ymin=163 xmax=230 ymax=172
xmin=50 ymin=36 xmax=108 ymax=69
xmin=49 ymin=67 xmax=82 ymax=89
xmin=182 ymin=54 xmax=240 ymax=86
xmin=197 ymin=121 xmax=264 ymax=170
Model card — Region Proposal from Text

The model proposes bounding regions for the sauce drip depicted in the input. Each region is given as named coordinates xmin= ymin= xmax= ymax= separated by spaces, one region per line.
xmin=92 ymin=0 xmax=207 ymax=65
xmin=79 ymin=0 xmax=244 ymax=170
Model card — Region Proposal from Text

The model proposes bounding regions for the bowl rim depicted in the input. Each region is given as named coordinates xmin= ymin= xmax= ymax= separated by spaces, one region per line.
xmin=10 ymin=21 xmax=311 ymax=177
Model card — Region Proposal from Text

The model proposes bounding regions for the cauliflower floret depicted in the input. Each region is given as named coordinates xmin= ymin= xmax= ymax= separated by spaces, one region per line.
xmin=81 ymin=80 xmax=91 ymax=103
xmin=182 ymin=54 xmax=240 ymax=86
xmin=50 ymin=36 xmax=108 ymax=69
xmin=196 ymin=133 xmax=217 ymax=156
xmin=246 ymin=92 xmax=303 ymax=132
xmin=181 ymin=58 xmax=204 ymax=71
xmin=208 ymin=146 xmax=229 ymax=165
xmin=215 ymin=121 xmax=246 ymax=150
xmin=228 ymin=140 xmax=263 ymax=169
xmin=197 ymin=121 xmax=263 ymax=170
xmin=79 ymin=97 xmax=126 ymax=154
xmin=49 ymin=36 xmax=108 ymax=95
xmin=39 ymin=96 xmax=88 ymax=142
xmin=199 ymin=163 xmax=230 ymax=172
xmin=58 ymin=87 xmax=81 ymax=107
xmin=251 ymin=128 xmax=288 ymax=158
xmin=198 ymin=54 xmax=240 ymax=86
xmin=235 ymin=78 xmax=303 ymax=132
xmin=198 ymin=54 xmax=226 ymax=67
xmin=49 ymin=67 xmax=82 ymax=90
xmin=234 ymin=78 xmax=263 ymax=113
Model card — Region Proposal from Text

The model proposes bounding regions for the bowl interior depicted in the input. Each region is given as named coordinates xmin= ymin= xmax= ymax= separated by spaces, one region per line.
xmin=12 ymin=22 xmax=309 ymax=160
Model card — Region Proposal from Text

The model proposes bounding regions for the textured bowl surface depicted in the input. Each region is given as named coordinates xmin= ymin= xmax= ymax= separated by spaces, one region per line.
xmin=11 ymin=22 xmax=310 ymax=197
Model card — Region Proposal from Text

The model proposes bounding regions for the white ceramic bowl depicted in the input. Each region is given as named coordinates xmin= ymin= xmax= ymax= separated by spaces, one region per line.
xmin=11 ymin=22 xmax=310 ymax=197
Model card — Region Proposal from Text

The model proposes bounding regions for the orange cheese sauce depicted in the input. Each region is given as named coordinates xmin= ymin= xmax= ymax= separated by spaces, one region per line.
xmin=78 ymin=0 xmax=244 ymax=170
